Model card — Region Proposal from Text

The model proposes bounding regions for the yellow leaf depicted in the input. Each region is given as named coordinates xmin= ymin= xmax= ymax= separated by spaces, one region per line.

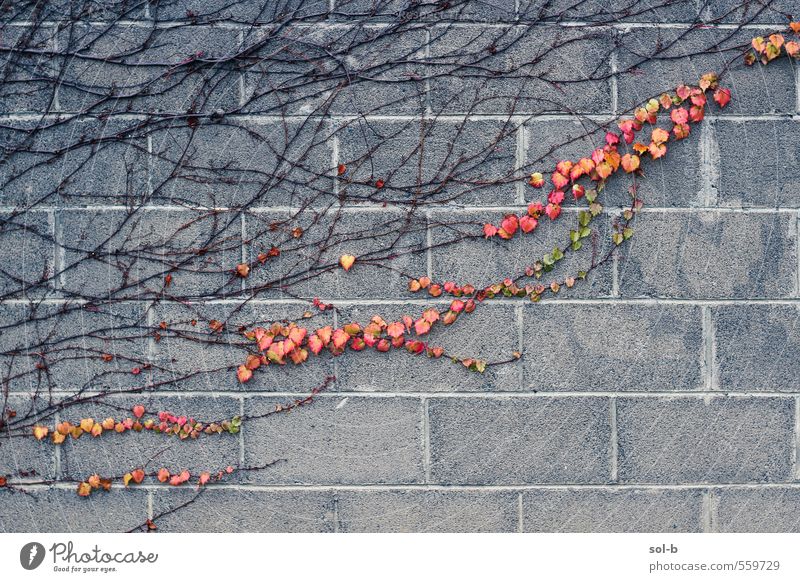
xmin=339 ymin=254 xmax=356 ymax=271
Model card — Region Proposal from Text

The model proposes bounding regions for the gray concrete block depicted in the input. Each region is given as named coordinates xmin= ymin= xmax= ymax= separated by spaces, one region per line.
xmin=0 ymin=486 xmax=148 ymax=533
xmin=522 ymin=488 xmax=704 ymax=532
xmin=337 ymin=489 xmax=518 ymax=532
xmin=151 ymin=301 xmax=334 ymax=392
xmin=707 ymin=1 xmax=797 ymax=24
xmin=520 ymin=0 xmax=708 ymax=23
xmin=616 ymin=26 xmax=796 ymax=116
xmin=429 ymin=208 xmax=615 ymax=298
xmin=0 ymin=395 xmax=56 ymax=480
xmin=0 ymin=301 xmax=149 ymax=394
xmin=714 ymin=305 xmax=800 ymax=392
xmin=150 ymin=488 xmax=335 ymax=532
xmin=617 ymin=396 xmax=795 ymax=483
xmin=716 ymin=120 xmax=800 ymax=208
xmin=0 ymin=210 xmax=54 ymax=298
xmin=149 ymin=119 xmax=333 ymax=208
xmin=428 ymin=396 xmax=612 ymax=484
xmin=242 ymin=25 xmax=427 ymax=116
xmin=715 ymin=488 xmax=800 ymax=532
xmin=59 ymin=208 xmax=243 ymax=300
xmin=244 ymin=208 xmax=427 ymax=299
xmin=618 ymin=211 xmax=796 ymax=298
xmin=428 ymin=25 xmax=614 ymax=115
xmin=152 ymin=0 xmax=330 ymax=22
xmin=335 ymin=302 xmax=522 ymax=392
xmin=336 ymin=0 xmax=517 ymax=22
xmin=243 ymin=395 xmax=424 ymax=484
xmin=60 ymin=395 xmax=241 ymax=481
xmin=522 ymin=304 xmax=703 ymax=391
xmin=0 ymin=24 xmax=58 ymax=115
xmin=54 ymin=23 xmax=241 ymax=114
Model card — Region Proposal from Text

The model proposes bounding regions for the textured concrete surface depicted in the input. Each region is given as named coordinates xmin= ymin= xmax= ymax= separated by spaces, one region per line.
xmin=1 ymin=0 xmax=800 ymax=533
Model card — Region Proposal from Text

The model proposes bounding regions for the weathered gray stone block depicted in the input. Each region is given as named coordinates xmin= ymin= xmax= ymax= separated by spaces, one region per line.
xmin=428 ymin=25 xmax=614 ymax=115
xmin=337 ymin=489 xmax=518 ymax=531
xmin=0 ymin=487 xmax=148 ymax=532
xmin=716 ymin=120 xmax=800 ymax=208
xmin=522 ymin=304 xmax=703 ymax=391
xmin=429 ymin=208 xmax=614 ymax=298
xmin=335 ymin=302 xmax=522 ymax=392
xmin=151 ymin=488 xmax=335 ymax=532
xmin=0 ymin=395 xmax=56 ymax=480
xmin=149 ymin=119 xmax=333 ymax=208
xmin=714 ymin=305 xmax=800 ymax=392
xmin=243 ymin=207 xmax=427 ymax=299
xmin=59 ymin=208 xmax=243 ymax=300
xmin=618 ymin=211 xmax=796 ymax=298
xmin=0 ymin=24 xmax=58 ymax=115
xmin=243 ymin=395 xmax=424 ymax=484
xmin=151 ymin=301 xmax=334 ymax=392
xmin=522 ymin=488 xmax=704 ymax=532
xmin=715 ymin=487 xmax=800 ymax=532
xmin=617 ymin=396 xmax=795 ymax=483
xmin=428 ymin=396 xmax=612 ymax=484
xmin=0 ymin=210 xmax=53 ymax=298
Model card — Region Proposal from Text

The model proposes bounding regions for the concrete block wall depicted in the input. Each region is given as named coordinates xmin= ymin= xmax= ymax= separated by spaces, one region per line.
xmin=1 ymin=0 xmax=800 ymax=532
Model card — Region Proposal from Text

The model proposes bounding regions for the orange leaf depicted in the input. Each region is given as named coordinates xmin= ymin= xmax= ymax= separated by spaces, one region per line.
xmin=620 ymin=154 xmax=640 ymax=173
xmin=157 ymin=468 xmax=170 ymax=483
xmin=237 ymin=365 xmax=253 ymax=383
xmin=339 ymin=254 xmax=356 ymax=271
xmin=33 ymin=425 xmax=49 ymax=441
xmin=235 ymin=263 xmax=250 ymax=278
xmin=77 ymin=482 xmax=92 ymax=497
xmin=132 ymin=405 xmax=145 ymax=419
xmin=131 ymin=469 xmax=145 ymax=484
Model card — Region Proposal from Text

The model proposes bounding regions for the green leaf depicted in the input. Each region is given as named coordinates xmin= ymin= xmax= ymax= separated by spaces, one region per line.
xmin=552 ymin=247 xmax=564 ymax=261
xmin=585 ymin=189 xmax=597 ymax=203
xmin=543 ymin=253 xmax=554 ymax=266
xmin=571 ymin=240 xmax=583 ymax=251
xmin=579 ymin=211 xmax=591 ymax=227
xmin=612 ymin=232 xmax=623 ymax=245
xmin=570 ymin=230 xmax=580 ymax=243
xmin=589 ymin=202 xmax=603 ymax=217
xmin=623 ymin=227 xmax=634 ymax=240
xmin=579 ymin=226 xmax=591 ymax=239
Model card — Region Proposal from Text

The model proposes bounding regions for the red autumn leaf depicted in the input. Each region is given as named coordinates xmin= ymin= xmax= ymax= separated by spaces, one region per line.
xmin=544 ymin=203 xmax=561 ymax=220
xmin=157 ymin=468 xmax=170 ymax=483
xmin=131 ymin=469 xmax=145 ymax=484
xmin=375 ymin=179 xmax=385 ymax=189
xmin=376 ymin=339 xmax=391 ymax=352
xmin=786 ymin=41 xmax=800 ymax=57
xmin=237 ymin=365 xmax=253 ymax=383
xmin=689 ymin=105 xmax=704 ymax=122
xmin=337 ymin=163 xmax=347 ymax=175
xmin=132 ymin=405 xmax=145 ymax=419
xmin=245 ymin=354 xmax=261 ymax=370
xmin=528 ymin=172 xmax=544 ymax=188
xmin=414 ymin=319 xmax=431 ymax=335
xmin=620 ymin=153 xmax=640 ymax=173
xmin=500 ymin=214 xmax=519 ymax=235
xmin=209 ymin=319 xmax=224 ymax=333
xmin=332 ymin=329 xmax=350 ymax=349
xmin=648 ymin=142 xmax=667 ymax=160
xmin=670 ymin=107 xmax=688 ymax=124
xmin=199 ymin=472 xmax=210 ymax=486
xmin=651 ymin=127 xmax=669 ymax=144
xmin=77 ymin=482 xmax=92 ymax=497
xmin=316 ymin=326 xmax=332 ymax=346
xmin=483 ymin=223 xmax=498 ymax=238
xmin=308 ymin=334 xmax=324 ymax=355
xmin=605 ymin=132 xmax=619 ymax=146
xmin=572 ymin=184 xmax=585 ymax=199
xmin=519 ymin=215 xmax=538 ymax=233
xmin=551 ymin=171 xmax=569 ymax=190
xmin=790 ymin=22 xmax=800 ymax=33
xmin=422 ymin=308 xmax=440 ymax=323
xmin=769 ymin=33 xmax=785 ymax=50
xmin=595 ymin=162 xmax=612 ymax=180
xmin=713 ymin=87 xmax=731 ymax=107
xmin=235 ymin=263 xmax=250 ymax=278
xmin=673 ymin=123 xmax=690 ymax=140
xmin=676 ymin=85 xmax=691 ymax=100
xmin=548 ymin=190 xmax=565 ymax=205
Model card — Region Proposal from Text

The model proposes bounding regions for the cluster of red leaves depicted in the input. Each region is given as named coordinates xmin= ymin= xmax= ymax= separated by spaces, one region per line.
xmin=32 ymin=405 xmax=242 ymax=445
xmin=483 ymin=73 xmax=729 ymax=241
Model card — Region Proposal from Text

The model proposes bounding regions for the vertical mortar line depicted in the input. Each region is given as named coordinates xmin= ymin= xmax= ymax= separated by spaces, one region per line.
xmin=517 ymin=491 xmax=524 ymax=533
xmin=515 ymin=303 xmax=524 ymax=389
xmin=145 ymin=297 xmax=157 ymax=367
xmin=52 ymin=207 xmax=65 ymax=291
xmin=703 ymin=489 xmax=718 ymax=533
xmin=701 ymin=306 xmax=716 ymax=391
xmin=611 ymin=212 xmax=620 ymax=298
xmin=424 ymin=27 xmax=432 ymax=116
xmin=609 ymin=42 xmax=618 ymax=116
xmin=793 ymin=396 xmax=800 ymax=481
xmin=515 ymin=122 xmax=526 ymax=205
xmin=795 ymin=212 xmax=800 ymax=298
xmin=609 ymin=397 xmax=618 ymax=482
xmin=240 ymin=213 xmax=247 ymax=294
xmin=239 ymin=396 xmax=245 ymax=465
xmin=53 ymin=411 xmax=61 ymax=478
xmin=700 ymin=119 xmax=719 ymax=207
xmin=238 ymin=30 xmax=246 ymax=107
xmin=147 ymin=490 xmax=154 ymax=521
xmin=51 ymin=26 xmax=61 ymax=111
xmin=331 ymin=133 xmax=340 ymax=197
xmin=146 ymin=135 xmax=154 ymax=201
xmin=795 ymin=58 xmax=800 ymax=114
xmin=332 ymin=495 xmax=340 ymax=533
xmin=422 ymin=397 xmax=431 ymax=483
xmin=425 ymin=209 xmax=433 ymax=279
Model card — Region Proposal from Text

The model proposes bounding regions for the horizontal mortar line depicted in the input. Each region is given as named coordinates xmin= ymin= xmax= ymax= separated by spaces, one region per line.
xmin=2 ymin=205 xmax=798 ymax=214
xmin=13 ymin=390 xmax=800 ymax=398
xmin=3 ymin=298 xmax=799 ymax=307
xmin=9 ymin=482 xmax=800 ymax=492
xmin=0 ymin=19 xmax=794 ymax=30
xmin=0 ymin=112 xmax=796 ymax=123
